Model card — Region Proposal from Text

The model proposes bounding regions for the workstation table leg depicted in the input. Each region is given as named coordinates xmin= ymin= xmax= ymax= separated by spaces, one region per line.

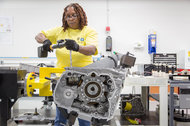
xmin=169 ymin=86 xmax=174 ymax=126
xmin=160 ymin=85 xmax=168 ymax=126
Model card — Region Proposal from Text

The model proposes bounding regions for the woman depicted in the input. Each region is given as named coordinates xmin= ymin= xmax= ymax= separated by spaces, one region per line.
xmin=35 ymin=3 xmax=98 ymax=126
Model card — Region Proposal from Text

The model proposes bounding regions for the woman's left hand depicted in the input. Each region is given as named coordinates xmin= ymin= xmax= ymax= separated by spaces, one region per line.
xmin=65 ymin=39 xmax=79 ymax=51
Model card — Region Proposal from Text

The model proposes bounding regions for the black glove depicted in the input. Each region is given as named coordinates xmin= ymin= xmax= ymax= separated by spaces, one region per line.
xmin=65 ymin=39 xmax=79 ymax=51
xmin=43 ymin=39 xmax=52 ymax=52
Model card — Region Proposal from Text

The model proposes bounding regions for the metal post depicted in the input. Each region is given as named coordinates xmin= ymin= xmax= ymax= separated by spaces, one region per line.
xmin=169 ymin=85 xmax=174 ymax=126
xmin=141 ymin=87 xmax=149 ymax=111
xmin=70 ymin=50 xmax=72 ymax=67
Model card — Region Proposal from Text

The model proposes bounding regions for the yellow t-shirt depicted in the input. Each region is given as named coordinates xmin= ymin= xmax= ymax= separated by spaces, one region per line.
xmin=42 ymin=26 xmax=98 ymax=69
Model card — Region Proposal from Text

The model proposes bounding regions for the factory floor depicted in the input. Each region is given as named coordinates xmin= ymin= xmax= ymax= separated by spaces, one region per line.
xmin=11 ymin=97 xmax=190 ymax=126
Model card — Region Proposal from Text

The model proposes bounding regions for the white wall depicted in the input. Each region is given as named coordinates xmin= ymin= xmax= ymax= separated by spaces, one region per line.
xmin=0 ymin=0 xmax=190 ymax=64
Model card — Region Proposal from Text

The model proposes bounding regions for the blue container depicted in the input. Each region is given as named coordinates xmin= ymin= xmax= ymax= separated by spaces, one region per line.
xmin=148 ymin=33 xmax=157 ymax=54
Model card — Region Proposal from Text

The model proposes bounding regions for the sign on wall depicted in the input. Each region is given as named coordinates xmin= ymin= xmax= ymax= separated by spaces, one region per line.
xmin=0 ymin=16 xmax=13 ymax=45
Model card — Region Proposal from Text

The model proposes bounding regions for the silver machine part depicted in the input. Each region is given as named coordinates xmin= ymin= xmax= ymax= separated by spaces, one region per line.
xmin=19 ymin=63 xmax=40 ymax=73
xmin=179 ymin=85 xmax=190 ymax=109
xmin=54 ymin=54 xmax=128 ymax=122
xmin=179 ymin=95 xmax=190 ymax=108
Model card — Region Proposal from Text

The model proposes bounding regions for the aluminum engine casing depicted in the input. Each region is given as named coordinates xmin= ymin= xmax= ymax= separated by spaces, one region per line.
xmin=54 ymin=67 xmax=125 ymax=121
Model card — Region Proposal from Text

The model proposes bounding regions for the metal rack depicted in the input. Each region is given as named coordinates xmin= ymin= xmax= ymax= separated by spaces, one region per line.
xmin=169 ymin=75 xmax=190 ymax=126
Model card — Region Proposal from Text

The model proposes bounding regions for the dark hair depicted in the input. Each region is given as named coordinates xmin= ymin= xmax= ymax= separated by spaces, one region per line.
xmin=62 ymin=3 xmax=88 ymax=31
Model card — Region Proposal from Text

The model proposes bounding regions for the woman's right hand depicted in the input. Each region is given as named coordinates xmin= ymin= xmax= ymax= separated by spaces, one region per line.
xmin=35 ymin=33 xmax=48 ymax=43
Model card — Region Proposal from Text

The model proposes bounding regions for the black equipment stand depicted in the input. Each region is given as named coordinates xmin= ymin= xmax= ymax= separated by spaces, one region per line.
xmin=0 ymin=69 xmax=26 ymax=126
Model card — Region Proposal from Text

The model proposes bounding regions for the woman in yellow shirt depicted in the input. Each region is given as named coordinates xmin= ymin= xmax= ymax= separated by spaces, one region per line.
xmin=35 ymin=3 xmax=98 ymax=126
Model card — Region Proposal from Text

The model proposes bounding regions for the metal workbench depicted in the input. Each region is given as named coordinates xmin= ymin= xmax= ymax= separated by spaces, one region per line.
xmin=124 ymin=76 xmax=168 ymax=126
